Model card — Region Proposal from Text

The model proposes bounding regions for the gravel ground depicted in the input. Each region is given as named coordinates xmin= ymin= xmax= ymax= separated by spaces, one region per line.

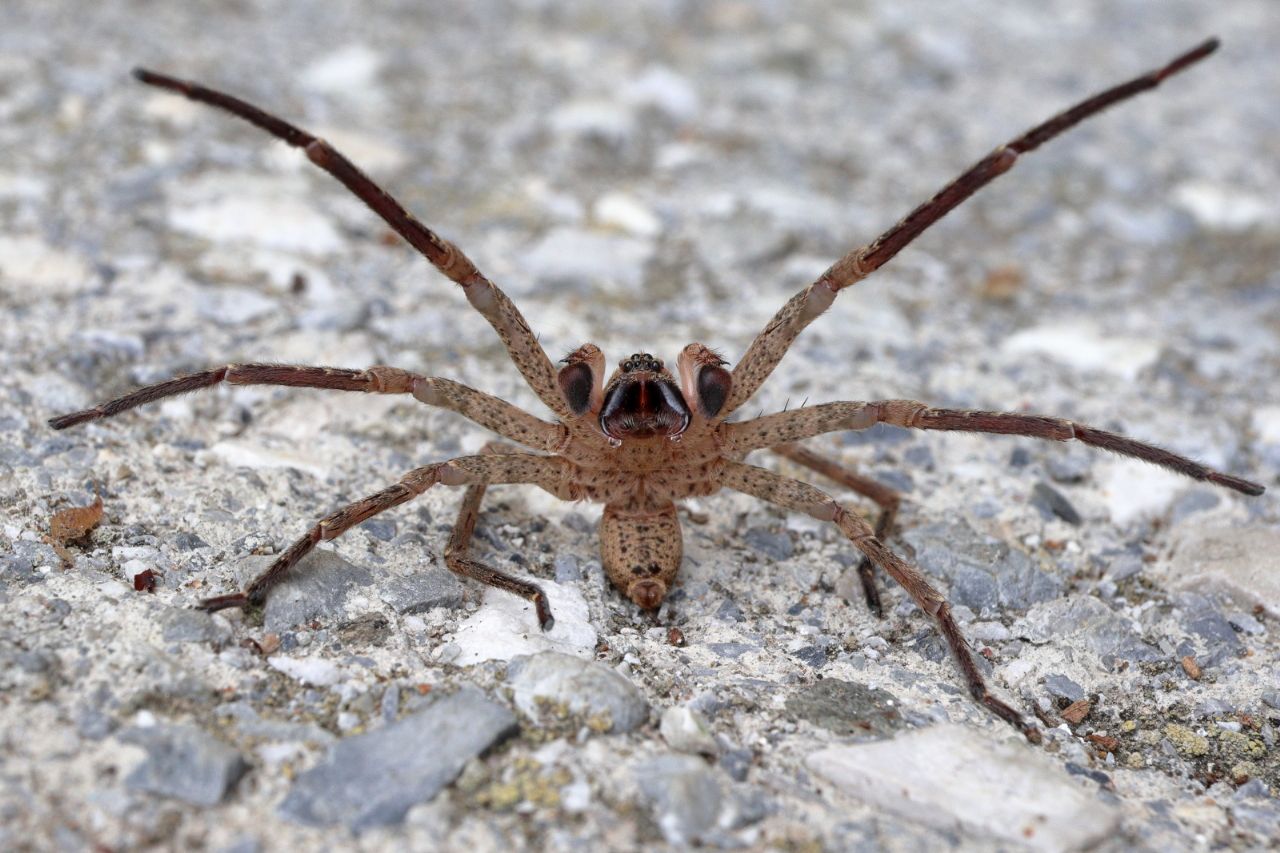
xmin=2 ymin=1 xmax=1278 ymax=850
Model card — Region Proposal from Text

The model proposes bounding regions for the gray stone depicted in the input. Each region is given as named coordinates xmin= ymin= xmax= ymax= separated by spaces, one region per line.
xmin=1044 ymin=674 xmax=1086 ymax=702
xmin=122 ymin=724 xmax=248 ymax=807
xmin=554 ymin=554 xmax=583 ymax=583
xmin=659 ymin=705 xmax=718 ymax=755
xmin=233 ymin=551 xmax=373 ymax=632
xmin=161 ymin=608 xmax=230 ymax=644
xmin=633 ymin=754 xmax=725 ymax=846
xmin=1260 ymin=691 xmax=1280 ymax=711
xmin=1016 ymin=596 xmax=1160 ymax=664
xmin=792 ymin=645 xmax=828 ymax=668
xmin=707 ymin=642 xmax=755 ymax=660
xmin=785 ymin=679 xmax=904 ymax=738
xmin=743 ymin=526 xmax=793 ymax=561
xmin=279 ymin=687 xmax=516 ymax=831
xmin=1164 ymin=527 xmax=1280 ymax=619
xmin=1046 ymin=449 xmax=1092 ymax=483
xmin=1031 ymin=481 xmax=1082 ymax=525
xmin=376 ymin=569 xmax=465 ymax=615
xmin=507 ymin=652 xmax=648 ymax=733
xmin=902 ymin=521 xmax=1062 ymax=615
xmin=807 ymin=724 xmax=1120 ymax=851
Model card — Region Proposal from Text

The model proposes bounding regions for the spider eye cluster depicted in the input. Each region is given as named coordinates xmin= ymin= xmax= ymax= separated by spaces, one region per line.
xmin=621 ymin=353 xmax=661 ymax=373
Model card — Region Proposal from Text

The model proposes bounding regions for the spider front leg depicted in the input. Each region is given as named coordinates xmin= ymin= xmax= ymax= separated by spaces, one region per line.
xmin=48 ymin=363 xmax=562 ymax=451
xmin=772 ymin=443 xmax=901 ymax=618
xmin=719 ymin=39 xmax=1219 ymax=417
xmin=443 ymin=443 xmax=555 ymax=630
xmin=199 ymin=452 xmax=570 ymax=613
xmin=729 ymin=400 xmax=1265 ymax=496
xmin=133 ymin=69 xmax=574 ymax=421
xmin=720 ymin=461 xmax=1040 ymax=742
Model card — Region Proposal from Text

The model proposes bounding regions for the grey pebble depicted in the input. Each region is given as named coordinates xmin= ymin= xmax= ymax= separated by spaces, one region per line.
xmin=232 ymin=551 xmax=373 ymax=632
xmin=1044 ymin=674 xmax=1086 ymax=702
xmin=122 ymin=724 xmax=248 ymax=807
xmin=358 ymin=518 xmax=396 ymax=541
xmin=507 ymin=651 xmax=648 ymax=733
xmin=707 ymin=642 xmax=755 ymax=660
xmin=785 ymin=678 xmax=904 ymax=738
xmin=554 ymin=553 xmax=583 ymax=583
xmin=902 ymin=520 xmax=1061 ymax=615
xmin=279 ymin=687 xmax=516 ymax=831
xmin=1017 ymin=596 xmax=1160 ymax=665
xmin=719 ymin=748 xmax=754 ymax=782
xmin=743 ymin=526 xmax=793 ymax=561
xmin=1031 ymin=481 xmax=1082 ymax=525
xmin=633 ymin=754 xmax=725 ymax=846
xmin=792 ymin=645 xmax=828 ymax=668
xmin=161 ymin=608 xmax=230 ymax=644
xmin=1046 ymin=450 xmax=1092 ymax=483
xmin=376 ymin=569 xmax=465 ymax=615
xmin=1260 ymin=691 xmax=1280 ymax=711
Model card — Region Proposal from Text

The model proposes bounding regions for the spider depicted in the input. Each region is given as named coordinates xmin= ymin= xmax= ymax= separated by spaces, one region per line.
xmin=50 ymin=38 xmax=1262 ymax=742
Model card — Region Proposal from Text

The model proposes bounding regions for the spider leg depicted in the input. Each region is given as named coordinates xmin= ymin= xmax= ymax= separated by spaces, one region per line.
xmin=720 ymin=460 xmax=1040 ymax=742
xmin=721 ymin=39 xmax=1219 ymax=416
xmin=729 ymin=400 xmax=1264 ymax=497
xmin=443 ymin=442 xmax=555 ymax=630
xmin=772 ymin=443 xmax=900 ymax=618
xmin=198 ymin=451 xmax=569 ymax=612
xmin=133 ymin=69 xmax=572 ymax=421
xmin=48 ymin=363 xmax=562 ymax=451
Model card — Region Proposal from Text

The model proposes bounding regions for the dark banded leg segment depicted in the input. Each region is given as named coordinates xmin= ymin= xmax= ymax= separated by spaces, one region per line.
xmin=773 ymin=443 xmax=901 ymax=617
xmin=721 ymin=460 xmax=1040 ymax=742
xmin=443 ymin=443 xmax=554 ymax=630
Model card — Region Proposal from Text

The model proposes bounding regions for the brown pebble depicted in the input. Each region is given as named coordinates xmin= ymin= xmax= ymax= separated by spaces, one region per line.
xmin=667 ymin=627 xmax=685 ymax=647
xmin=133 ymin=568 xmax=157 ymax=592
xmin=258 ymin=633 xmax=282 ymax=655
xmin=1086 ymin=733 xmax=1119 ymax=753
xmin=1061 ymin=698 xmax=1091 ymax=725
xmin=1181 ymin=655 xmax=1202 ymax=680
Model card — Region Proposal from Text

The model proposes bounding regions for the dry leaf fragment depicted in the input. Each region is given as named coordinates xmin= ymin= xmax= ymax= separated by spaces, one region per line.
xmin=49 ymin=493 xmax=104 ymax=543
xmin=47 ymin=492 xmax=105 ymax=567
xmin=1061 ymin=698 xmax=1092 ymax=725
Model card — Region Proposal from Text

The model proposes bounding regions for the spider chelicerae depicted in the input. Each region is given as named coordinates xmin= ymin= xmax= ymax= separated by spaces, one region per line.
xmin=51 ymin=38 xmax=1262 ymax=741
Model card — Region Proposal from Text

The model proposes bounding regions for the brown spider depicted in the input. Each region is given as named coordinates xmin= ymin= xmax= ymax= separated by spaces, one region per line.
xmin=50 ymin=38 xmax=1263 ymax=742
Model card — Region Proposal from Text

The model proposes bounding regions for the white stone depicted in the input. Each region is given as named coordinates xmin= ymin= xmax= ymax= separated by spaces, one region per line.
xmin=523 ymin=227 xmax=653 ymax=292
xmin=170 ymin=193 xmax=344 ymax=255
xmin=451 ymin=579 xmax=596 ymax=665
xmin=1163 ymin=526 xmax=1280 ymax=619
xmin=268 ymin=655 xmax=345 ymax=687
xmin=807 ymin=724 xmax=1119 ymax=851
xmin=1174 ymin=180 xmax=1275 ymax=232
xmin=1098 ymin=459 xmax=1185 ymax=526
xmin=0 ymin=235 xmax=93 ymax=297
xmin=549 ymin=99 xmax=636 ymax=144
xmin=659 ymin=706 xmax=718 ymax=755
xmin=1002 ymin=322 xmax=1160 ymax=381
xmin=594 ymin=192 xmax=662 ymax=237
xmin=1252 ymin=405 xmax=1280 ymax=445
xmin=301 ymin=44 xmax=383 ymax=95
xmin=622 ymin=66 xmax=700 ymax=121
xmin=194 ymin=286 xmax=280 ymax=325
xmin=208 ymin=440 xmax=331 ymax=480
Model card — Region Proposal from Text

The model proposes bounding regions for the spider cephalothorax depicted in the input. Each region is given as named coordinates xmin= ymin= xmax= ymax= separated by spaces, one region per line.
xmin=51 ymin=41 xmax=1263 ymax=743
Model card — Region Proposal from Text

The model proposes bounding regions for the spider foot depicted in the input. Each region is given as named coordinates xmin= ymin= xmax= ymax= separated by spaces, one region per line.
xmin=856 ymin=559 xmax=884 ymax=618
xmin=980 ymin=691 xmax=1041 ymax=743
xmin=196 ymin=592 xmax=251 ymax=613
xmin=534 ymin=593 xmax=555 ymax=632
